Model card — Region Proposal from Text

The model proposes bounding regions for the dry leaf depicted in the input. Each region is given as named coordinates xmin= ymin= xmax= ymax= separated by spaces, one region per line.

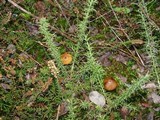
xmin=151 ymin=93 xmax=160 ymax=104
xmin=154 ymin=107 xmax=160 ymax=112
xmin=117 ymin=74 xmax=127 ymax=83
xmin=19 ymin=53 xmax=29 ymax=62
xmin=69 ymin=25 xmax=77 ymax=33
xmin=0 ymin=73 xmax=2 ymax=80
xmin=14 ymin=116 xmax=20 ymax=120
xmin=16 ymin=104 xmax=25 ymax=111
xmin=110 ymin=112 xmax=115 ymax=120
xmin=89 ymin=91 xmax=106 ymax=107
xmin=113 ymin=53 xmax=129 ymax=64
xmin=27 ymin=102 xmax=34 ymax=107
xmin=24 ymin=89 xmax=34 ymax=97
xmin=141 ymin=82 xmax=157 ymax=89
xmin=9 ymin=58 xmax=17 ymax=65
xmin=34 ymin=1 xmax=46 ymax=12
xmin=58 ymin=102 xmax=68 ymax=117
xmin=147 ymin=111 xmax=154 ymax=120
xmin=116 ymin=29 xmax=125 ymax=36
xmin=42 ymin=77 xmax=53 ymax=92
xmin=10 ymin=69 xmax=16 ymax=76
xmin=0 ymin=56 xmax=4 ymax=63
xmin=141 ymin=102 xmax=150 ymax=108
xmin=140 ymin=53 xmax=150 ymax=65
xmin=131 ymin=39 xmax=144 ymax=45
xmin=26 ymin=22 xmax=39 ymax=36
xmin=3 ymin=65 xmax=16 ymax=76
xmin=1 ymin=83 xmax=11 ymax=90
xmin=82 ymin=92 xmax=90 ymax=102
xmin=89 ymin=27 xmax=99 ymax=36
xmin=58 ymin=77 xmax=64 ymax=84
xmin=156 ymin=6 xmax=160 ymax=11
xmin=1 ymin=11 xmax=12 ymax=25
xmin=120 ymin=106 xmax=129 ymax=119
xmin=32 ymin=102 xmax=47 ymax=108
xmin=99 ymin=52 xmax=112 ymax=67
xmin=30 ymin=72 xmax=37 ymax=84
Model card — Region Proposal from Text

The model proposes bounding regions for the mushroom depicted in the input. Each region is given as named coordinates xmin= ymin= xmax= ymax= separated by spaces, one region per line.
xmin=61 ymin=53 xmax=72 ymax=65
xmin=103 ymin=77 xmax=118 ymax=91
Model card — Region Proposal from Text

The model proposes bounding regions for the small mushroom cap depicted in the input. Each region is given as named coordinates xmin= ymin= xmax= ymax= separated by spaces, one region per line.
xmin=61 ymin=53 xmax=72 ymax=65
xmin=103 ymin=77 xmax=118 ymax=91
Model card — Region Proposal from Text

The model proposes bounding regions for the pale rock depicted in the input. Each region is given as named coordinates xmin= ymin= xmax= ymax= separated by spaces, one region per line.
xmin=89 ymin=91 xmax=106 ymax=107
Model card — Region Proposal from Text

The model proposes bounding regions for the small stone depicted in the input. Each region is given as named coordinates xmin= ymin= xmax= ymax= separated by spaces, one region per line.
xmin=89 ymin=91 xmax=106 ymax=107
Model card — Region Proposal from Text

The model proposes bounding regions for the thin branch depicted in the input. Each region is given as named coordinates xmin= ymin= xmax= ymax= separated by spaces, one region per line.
xmin=8 ymin=0 xmax=76 ymax=43
xmin=7 ymin=0 xmax=38 ymax=19
xmin=54 ymin=0 xmax=71 ymax=26
xmin=106 ymin=0 xmax=145 ymax=66
xmin=56 ymin=105 xmax=60 ymax=120
xmin=101 ymin=16 xmax=142 ymax=65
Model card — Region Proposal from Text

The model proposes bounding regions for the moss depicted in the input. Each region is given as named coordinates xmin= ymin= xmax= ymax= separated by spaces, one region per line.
xmin=105 ymin=59 xmax=137 ymax=82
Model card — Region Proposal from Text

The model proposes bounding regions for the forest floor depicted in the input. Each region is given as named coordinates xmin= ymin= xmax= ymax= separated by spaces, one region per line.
xmin=0 ymin=0 xmax=160 ymax=120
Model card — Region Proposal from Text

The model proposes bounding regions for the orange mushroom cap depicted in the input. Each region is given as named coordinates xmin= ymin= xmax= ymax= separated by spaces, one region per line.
xmin=103 ymin=77 xmax=118 ymax=91
xmin=61 ymin=53 xmax=72 ymax=65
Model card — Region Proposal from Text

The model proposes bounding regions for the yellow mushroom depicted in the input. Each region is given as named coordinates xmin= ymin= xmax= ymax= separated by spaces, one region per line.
xmin=61 ymin=53 xmax=72 ymax=65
